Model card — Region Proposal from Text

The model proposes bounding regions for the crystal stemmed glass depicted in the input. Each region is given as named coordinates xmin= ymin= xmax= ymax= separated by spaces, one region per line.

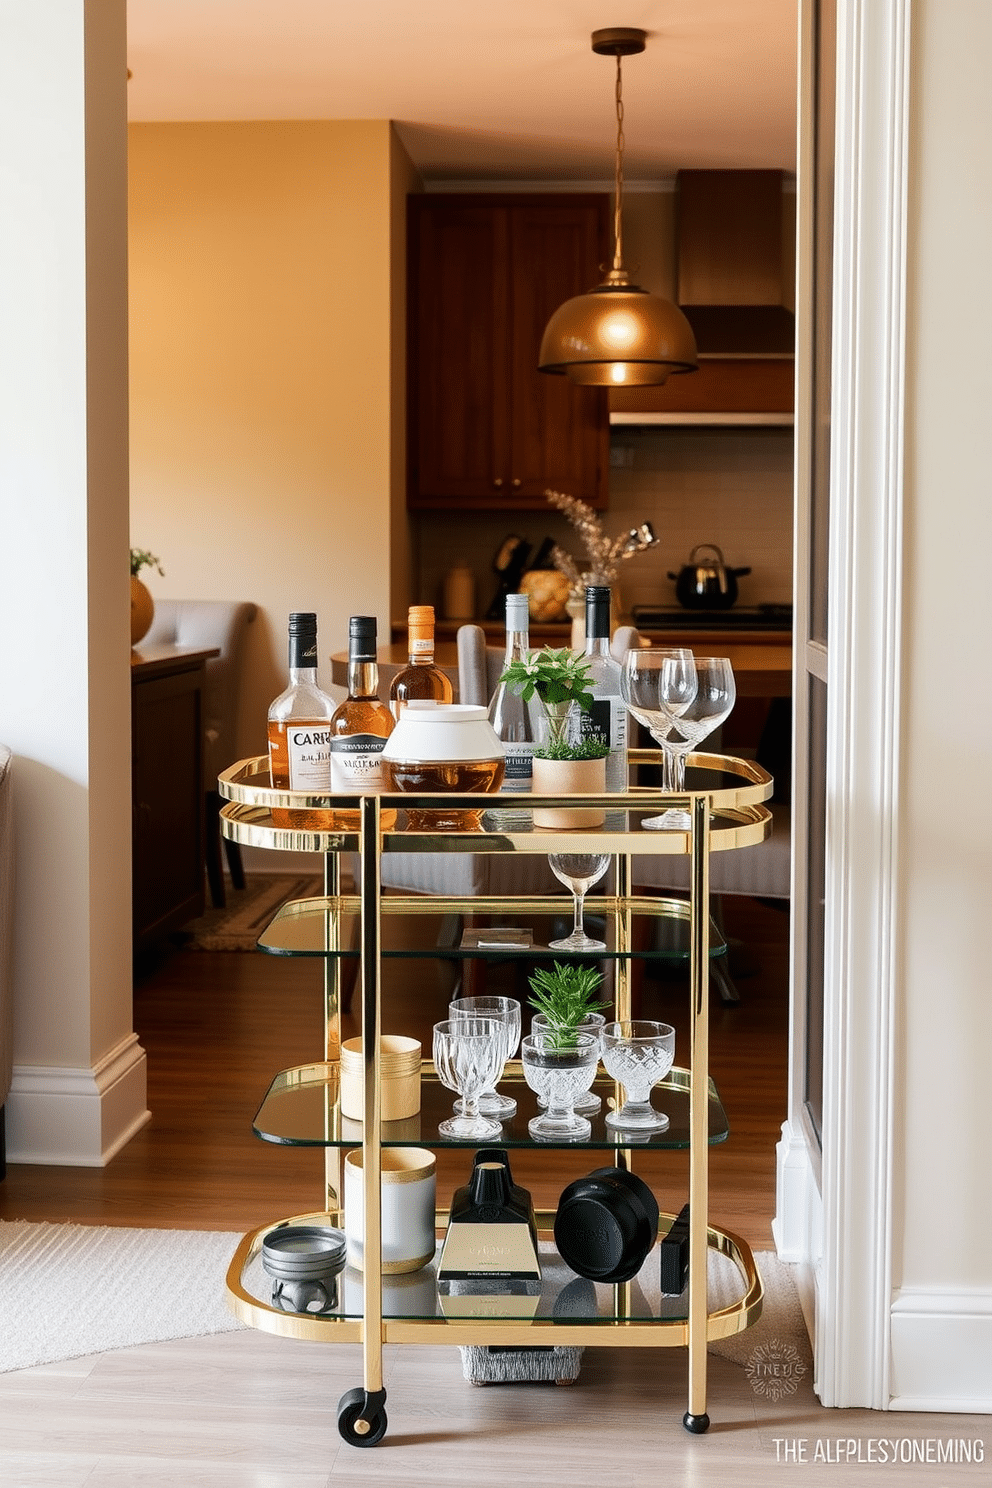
xmin=601 ymin=1020 xmax=676 ymax=1132
xmin=532 ymin=1011 xmax=605 ymax=1115
xmin=432 ymin=1017 xmax=506 ymax=1140
xmin=449 ymin=995 xmax=521 ymax=1119
xmin=621 ymin=648 xmax=697 ymax=827
xmin=652 ymin=655 xmax=737 ymax=830
xmin=547 ymin=853 xmax=610 ymax=951
xmin=521 ymin=1029 xmax=601 ymax=1141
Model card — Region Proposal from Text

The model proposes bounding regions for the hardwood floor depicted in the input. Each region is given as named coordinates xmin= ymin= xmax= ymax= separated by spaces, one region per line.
xmin=0 ymin=896 xmax=790 ymax=1249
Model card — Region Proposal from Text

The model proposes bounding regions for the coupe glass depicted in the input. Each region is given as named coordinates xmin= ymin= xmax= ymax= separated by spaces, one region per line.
xmin=449 ymin=994 xmax=521 ymax=1119
xmin=432 ymin=1017 xmax=506 ymax=1140
xmin=601 ymin=1019 xmax=676 ymax=1132
xmin=547 ymin=853 xmax=610 ymax=951
xmin=652 ymin=655 xmax=737 ymax=830
xmin=621 ymin=648 xmax=697 ymax=828
xmin=532 ymin=1010 xmax=605 ymax=1115
xmin=521 ymin=1030 xmax=601 ymax=1141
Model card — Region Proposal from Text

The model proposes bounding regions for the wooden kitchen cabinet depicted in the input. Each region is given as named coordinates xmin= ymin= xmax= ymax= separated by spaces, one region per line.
xmin=408 ymin=194 xmax=610 ymax=509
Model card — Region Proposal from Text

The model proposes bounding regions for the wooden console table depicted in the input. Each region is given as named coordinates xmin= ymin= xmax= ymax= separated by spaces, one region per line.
xmin=131 ymin=643 xmax=218 ymax=952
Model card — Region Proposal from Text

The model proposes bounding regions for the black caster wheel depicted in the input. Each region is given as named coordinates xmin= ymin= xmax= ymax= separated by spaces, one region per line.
xmin=683 ymin=1410 xmax=710 ymax=1434
xmin=337 ymin=1387 xmax=388 ymax=1447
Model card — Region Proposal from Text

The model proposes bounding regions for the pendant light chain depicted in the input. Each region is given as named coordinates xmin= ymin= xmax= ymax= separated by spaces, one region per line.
xmin=612 ymin=51 xmax=625 ymax=273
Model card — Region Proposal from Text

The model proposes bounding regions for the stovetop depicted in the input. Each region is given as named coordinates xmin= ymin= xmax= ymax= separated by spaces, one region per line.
xmin=631 ymin=603 xmax=793 ymax=631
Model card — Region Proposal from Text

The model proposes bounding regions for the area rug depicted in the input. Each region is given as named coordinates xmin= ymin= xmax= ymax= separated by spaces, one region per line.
xmin=0 ymin=1220 xmax=808 ymax=1377
xmin=181 ymin=873 xmax=324 ymax=950
xmin=0 ymin=1221 xmax=245 ymax=1373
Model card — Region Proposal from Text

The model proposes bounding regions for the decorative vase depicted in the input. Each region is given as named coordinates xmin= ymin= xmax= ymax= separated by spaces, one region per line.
xmin=531 ymin=754 xmax=606 ymax=829
xmin=130 ymin=575 xmax=154 ymax=645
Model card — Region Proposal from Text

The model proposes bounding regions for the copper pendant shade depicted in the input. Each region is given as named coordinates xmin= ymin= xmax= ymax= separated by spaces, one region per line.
xmin=538 ymin=29 xmax=698 ymax=387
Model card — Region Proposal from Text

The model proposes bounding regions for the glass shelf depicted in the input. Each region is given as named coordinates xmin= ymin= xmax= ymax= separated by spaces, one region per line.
xmin=252 ymin=1063 xmax=728 ymax=1151
xmin=257 ymin=895 xmax=728 ymax=960
xmin=239 ymin=1232 xmax=749 ymax=1327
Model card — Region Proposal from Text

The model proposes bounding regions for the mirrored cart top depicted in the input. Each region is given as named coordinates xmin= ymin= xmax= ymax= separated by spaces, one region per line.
xmin=218 ymin=752 xmax=773 ymax=857
xmin=252 ymin=1063 xmax=728 ymax=1151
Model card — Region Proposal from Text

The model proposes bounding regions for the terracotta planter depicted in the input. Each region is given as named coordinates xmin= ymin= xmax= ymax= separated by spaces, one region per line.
xmin=531 ymin=755 xmax=606 ymax=829
xmin=130 ymin=575 xmax=154 ymax=645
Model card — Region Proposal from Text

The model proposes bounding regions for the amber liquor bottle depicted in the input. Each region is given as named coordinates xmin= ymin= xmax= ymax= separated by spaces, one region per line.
xmin=267 ymin=611 xmax=335 ymax=829
xmin=388 ymin=605 xmax=453 ymax=719
xmin=328 ymin=616 xmax=396 ymax=830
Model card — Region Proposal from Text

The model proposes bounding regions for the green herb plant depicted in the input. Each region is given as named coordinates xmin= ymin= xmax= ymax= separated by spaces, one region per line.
xmin=527 ymin=962 xmax=609 ymax=1050
xmin=130 ymin=548 xmax=164 ymax=578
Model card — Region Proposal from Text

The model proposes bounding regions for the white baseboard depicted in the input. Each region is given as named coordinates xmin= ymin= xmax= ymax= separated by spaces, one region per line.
xmin=5 ymin=1032 xmax=150 ymax=1166
xmin=889 ymin=1288 xmax=992 ymax=1413
xmin=773 ymin=1117 xmax=823 ymax=1264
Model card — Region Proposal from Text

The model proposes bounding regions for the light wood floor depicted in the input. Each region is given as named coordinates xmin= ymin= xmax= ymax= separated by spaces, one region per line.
xmin=3 ymin=901 xmax=986 ymax=1480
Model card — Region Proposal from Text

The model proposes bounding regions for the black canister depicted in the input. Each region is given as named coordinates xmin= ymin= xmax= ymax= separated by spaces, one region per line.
xmin=553 ymin=1167 xmax=659 ymax=1284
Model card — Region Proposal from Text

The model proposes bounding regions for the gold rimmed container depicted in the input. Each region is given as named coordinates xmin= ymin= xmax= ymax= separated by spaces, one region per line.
xmin=344 ymin=1147 xmax=437 ymax=1274
xmin=340 ymin=1035 xmax=421 ymax=1122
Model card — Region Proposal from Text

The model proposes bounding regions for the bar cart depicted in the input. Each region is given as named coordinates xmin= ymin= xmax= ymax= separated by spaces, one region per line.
xmin=218 ymin=750 xmax=772 ymax=1446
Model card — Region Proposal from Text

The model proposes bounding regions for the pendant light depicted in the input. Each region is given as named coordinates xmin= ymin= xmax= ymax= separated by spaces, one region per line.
xmin=539 ymin=28 xmax=698 ymax=387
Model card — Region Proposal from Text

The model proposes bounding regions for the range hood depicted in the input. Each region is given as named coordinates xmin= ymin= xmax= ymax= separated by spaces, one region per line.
xmin=609 ymin=170 xmax=795 ymax=425
xmin=676 ymin=169 xmax=795 ymax=356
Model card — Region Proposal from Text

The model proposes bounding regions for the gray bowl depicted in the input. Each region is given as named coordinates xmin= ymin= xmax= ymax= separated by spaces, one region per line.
xmin=261 ymin=1225 xmax=347 ymax=1282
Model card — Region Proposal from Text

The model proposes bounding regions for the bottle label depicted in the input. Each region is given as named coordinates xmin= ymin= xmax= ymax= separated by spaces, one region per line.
xmin=330 ymin=734 xmax=387 ymax=792
xmin=286 ymin=727 xmax=332 ymax=791
xmin=502 ymin=743 xmax=534 ymax=789
xmin=577 ymin=698 xmax=628 ymax=751
xmin=409 ymin=638 xmax=433 ymax=656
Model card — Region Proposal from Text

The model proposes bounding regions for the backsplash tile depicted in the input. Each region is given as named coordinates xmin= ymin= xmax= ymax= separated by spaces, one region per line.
xmin=411 ymin=426 xmax=794 ymax=620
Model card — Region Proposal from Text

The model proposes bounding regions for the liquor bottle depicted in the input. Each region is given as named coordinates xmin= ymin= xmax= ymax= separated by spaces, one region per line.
xmin=267 ymin=611 xmax=335 ymax=828
xmin=487 ymin=592 xmax=539 ymax=827
xmin=436 ymin=1153 xmax=542 ymax=1319
xmin=328 ymin=615 xmax=396 ymax=830
xmin=572 ymin=584 xmax=628 ymax=792
xmin=388 ymin=604 xmax=453 ymax=718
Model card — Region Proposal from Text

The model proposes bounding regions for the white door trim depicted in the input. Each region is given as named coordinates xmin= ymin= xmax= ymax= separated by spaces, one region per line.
xmin=817 ymin=0 xmax=911 ymax=1408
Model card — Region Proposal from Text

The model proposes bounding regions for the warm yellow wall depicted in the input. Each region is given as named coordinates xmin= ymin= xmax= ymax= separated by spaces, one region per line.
xmin=129 ymin=120 xmax=417 ymax=759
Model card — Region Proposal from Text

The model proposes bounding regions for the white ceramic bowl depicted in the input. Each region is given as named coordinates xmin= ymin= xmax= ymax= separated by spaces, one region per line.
xmin=382 ymin=703 xmax=504 ymax=763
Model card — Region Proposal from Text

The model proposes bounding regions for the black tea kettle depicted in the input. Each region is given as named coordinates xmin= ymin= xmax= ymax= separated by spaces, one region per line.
xmin=668 ymin=543 xmax=751 ymax=610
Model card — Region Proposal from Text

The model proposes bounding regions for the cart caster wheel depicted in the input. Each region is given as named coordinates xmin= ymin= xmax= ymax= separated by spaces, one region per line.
xmin=337 ymin=1387 xmax=388 ymax=1447
xmin=683 ymin=1410 xmax=710 ymax=1434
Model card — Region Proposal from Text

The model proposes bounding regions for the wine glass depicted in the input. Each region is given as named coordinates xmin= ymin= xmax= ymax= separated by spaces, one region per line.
xmin=601 ymin=1020 xmax=676 ymax=1132
xmin=432 ymin=1017 xmax=506 ymax=1140
xmin=532 ymin=1010 xmax=605 ymax=1114
xmin=449 ymin=995 xmax=521 ymax=1119
xmin=520 ymin=1029 xmax=601 ymax=1141
xmin=652 ymin=655 xmax=737 ymax=830
xmin=621 ymin=648 xmax=697 ymax=804
xmin=547 ymin=853 xmax=610 ymax=951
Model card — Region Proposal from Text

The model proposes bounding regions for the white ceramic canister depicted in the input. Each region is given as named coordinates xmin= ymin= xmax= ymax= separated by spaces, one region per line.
xmin=340 ymin=1035 xmax=421 ymax=1122
xmin=381 ymin=703 xmax=505 ymax=828
xmin=344 ymin=1147 xmax=437 ymax=1274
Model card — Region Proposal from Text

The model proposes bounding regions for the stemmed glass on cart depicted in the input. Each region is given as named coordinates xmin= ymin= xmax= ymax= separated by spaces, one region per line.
xmin=432 ymin=1017 xmax=508 ymax=1140
xmin=449 ymin=994 xmax=521 ymax=1120
xmin=547 ymin=853 xmax=611 ymax=951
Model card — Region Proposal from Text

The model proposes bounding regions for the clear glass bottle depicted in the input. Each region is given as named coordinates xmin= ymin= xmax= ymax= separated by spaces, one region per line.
xmin=267 ymin=611 xmax=336 ymax=828
xmin=571 ymin=584 xmax=628 ymax=793
xmin=328 ymin=616 xmax=396 ymax=830
xmin=388 ymin=604 xmax=453 ymax=718
xmin=487 ymin=592 xmax=539 ymax=828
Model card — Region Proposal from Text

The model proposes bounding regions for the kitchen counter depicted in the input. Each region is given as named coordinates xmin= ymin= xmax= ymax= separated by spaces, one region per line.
xmin=334 ymin=639 xmax=792 ymax=698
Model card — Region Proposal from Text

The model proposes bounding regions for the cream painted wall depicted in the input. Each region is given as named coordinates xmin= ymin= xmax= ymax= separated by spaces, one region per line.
xmin=129 ymin=120 xmax=418 ymax=763
xmin=899 ymin=0 xmax=992 ymax=1297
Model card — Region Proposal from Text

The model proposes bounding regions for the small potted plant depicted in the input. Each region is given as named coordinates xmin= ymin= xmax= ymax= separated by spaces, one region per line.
xmin=527 ymin=963 xmax=610 ymax=1049
xmin=499 ymin=648 xmax=609 ymax=827
xmin=129 ymin=548 xmax=164 ymax=646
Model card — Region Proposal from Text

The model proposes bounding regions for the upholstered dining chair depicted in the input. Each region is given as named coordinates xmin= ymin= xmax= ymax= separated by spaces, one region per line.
xmin=144 ymin=599 xmax=258 ymax=907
